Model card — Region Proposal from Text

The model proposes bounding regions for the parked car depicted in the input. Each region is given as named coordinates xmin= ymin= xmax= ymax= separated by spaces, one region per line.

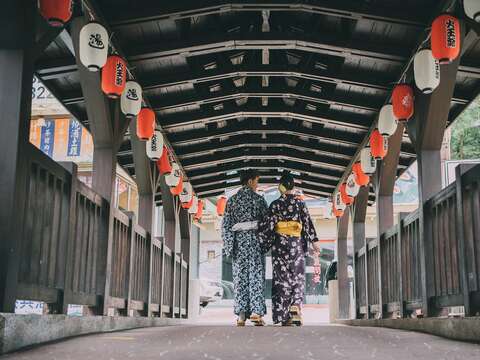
xmin=199 ymin=279 xmax=223 ymax=307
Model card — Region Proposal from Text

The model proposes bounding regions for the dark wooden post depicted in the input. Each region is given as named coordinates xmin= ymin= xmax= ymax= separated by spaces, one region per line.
xmin=408 ymin=48 xmax=461 ymax=316
xmin=352 ymin=186 xmax=369 ymax=319
xmin=0 ymin=0 xmax=36 ymax=312
xmin=373 ymin=122 xmax=404 ymax=318
xmin=336 ymin=207 xmax=350 ymax=319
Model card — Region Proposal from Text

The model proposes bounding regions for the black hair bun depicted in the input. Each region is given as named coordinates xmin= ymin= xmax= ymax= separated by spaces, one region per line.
xmin=279 ymin=170 xmax=294 ymax=191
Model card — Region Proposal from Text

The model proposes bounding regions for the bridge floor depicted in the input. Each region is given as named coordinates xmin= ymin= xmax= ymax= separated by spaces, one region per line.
xmin=2 ymin=324 xmax=480 ymax=360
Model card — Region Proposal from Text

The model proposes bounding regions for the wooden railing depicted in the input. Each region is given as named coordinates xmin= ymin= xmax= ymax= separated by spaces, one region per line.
xmin=355 ymin=163 xmax=480 ymax=318
xmin=5 ymin=144 xmax=189 ymax=318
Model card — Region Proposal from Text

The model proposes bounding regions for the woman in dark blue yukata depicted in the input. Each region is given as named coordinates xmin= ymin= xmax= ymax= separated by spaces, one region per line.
xmin=259 ymin=171 xmax=321 ymax=326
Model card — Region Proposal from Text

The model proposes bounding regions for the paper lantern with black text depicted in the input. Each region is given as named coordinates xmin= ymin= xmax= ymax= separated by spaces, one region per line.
xmin=137 ymin=107 xmax=155 ymax=141
xmin=378 ymin=104 xmax=397 ymax=137
xmin=334 ymin=192 xmax=346 ymax=211
xmin=370 ymin=130 xmax=388 ymax=160
xmin=217 ymin=196 xmax=227 ymax=216
xmin=360 ymin=147 xmax=377 ymax=175
xmin=414 ymin=49 xmax=440 ymax=94
xmin=101 ymin=55 xmax=127 ymax=98
xmin=392 ymin=84 xmax=414 ymax=122
xmin=340 ymin=183 xmax=354 ymax=206
xmin=79 ymin=22 xmax=108 ymax=71
xmin=188 ymin=196 xmax=199 ymax=214
xmin=121 ymin=81 xmax=142 ymax=117
xmin=157 ymin=146 xmax=172 ymax=175
xmin=431 ymin=14 xmax=461 ymax=64
xmin=171 ymin=176 xmax=183 ymax=196
xmin=39 ymin=0 xmax=72 ymax=27
xmin=352 ymin=162 xmax=370 ymax=186
xmin=165 ymin=163 xmax=181 ymax=188
xmin=146 ymin=129 xmax=163 ymax=161
xmin=346 ymin=173 xmax=360 ymax=197
xmin=180 ymin=182 xmax=193 ymax=205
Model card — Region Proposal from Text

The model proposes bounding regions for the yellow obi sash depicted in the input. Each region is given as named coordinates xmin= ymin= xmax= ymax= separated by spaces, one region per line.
xmin=275 ymin=221 xmax=302 ymax=237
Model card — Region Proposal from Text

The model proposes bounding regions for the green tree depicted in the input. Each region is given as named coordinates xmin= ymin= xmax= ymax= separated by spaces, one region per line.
xmin=450 ymin=100 xmax=480 ymax=160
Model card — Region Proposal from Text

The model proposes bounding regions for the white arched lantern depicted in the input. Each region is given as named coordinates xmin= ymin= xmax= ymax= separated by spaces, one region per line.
xmin=464 ymin=0 xmax=480 ymax=22
xmin=414 ymin=49 xmax=440 ymax=94
xmin=334 ymin=192 xmax=346 ymax=211
xmin=146 ymin=129 xmax=164 ymax=161
xmin=346 ymin=173 xmax=360 ymax=197
xmin=165 ymin=163 xmax=181 ymax=188
xmin=121 ymin=81 xmax=142 ymax=117
xmin=378 ymin=104 xmax=397 ymax=137
xmin=188 ymin=196 xmax=199 ymax=214
xmin=79 ymin=22 xmax=108 ymax=71
xmin=360 ymin=147 xmax=377 ymax=175
xmin=180 ymin=182 xmax=193 ymax=204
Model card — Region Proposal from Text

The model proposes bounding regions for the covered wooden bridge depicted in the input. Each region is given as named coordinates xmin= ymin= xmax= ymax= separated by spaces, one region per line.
xmin=1 ymin=0 xmax=480 ymax=356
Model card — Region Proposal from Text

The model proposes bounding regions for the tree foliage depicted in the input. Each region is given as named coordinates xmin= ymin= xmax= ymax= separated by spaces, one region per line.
xmin=450 ymin=100 xmax=480 ymax=160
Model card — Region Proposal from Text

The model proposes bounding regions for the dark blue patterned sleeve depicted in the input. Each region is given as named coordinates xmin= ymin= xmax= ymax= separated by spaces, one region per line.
xmin=222 ymin=197 xmax=235 ymax=258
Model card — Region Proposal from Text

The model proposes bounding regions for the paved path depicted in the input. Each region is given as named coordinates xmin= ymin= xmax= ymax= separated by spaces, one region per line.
xmin=2 ymin=325 xmax=480 ymax=360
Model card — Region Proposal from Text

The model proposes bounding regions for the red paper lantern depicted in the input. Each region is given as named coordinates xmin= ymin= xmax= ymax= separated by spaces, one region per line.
xmin=217 ymin=196 xmax=227 ymax=216
xmin=195 ymin=200 xmax=204 ymax=220
xmin=370 ymin=129 xmax=388 ymax=160
xmin=171 ymin=176 xmax=183 ymax=196
xmin=39 ymin=0 xmax=73 ymax=27
xmin=392 ymin=84 xmax=414 ymax=122
xmin=181 ymin=196 xmax=194 ymax=209
xmin=332 ymin=203 xmax=344 ymax=218
xmin=352 ymin=162 xmax=370 ymax=186
xmin=137 ymin=107 xmax=155 ymax=140
xmin=157 ymin=146 xmax=172 ymax=175
xmin=101 ymin=55 xmax=127 ymax=98
xmin=340 ymin=183 xmax=354 ymax=206
xmin=431 ymin=14 xmax=461 ymax=64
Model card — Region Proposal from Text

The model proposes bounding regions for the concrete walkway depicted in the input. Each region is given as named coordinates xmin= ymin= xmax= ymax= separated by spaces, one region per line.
xmin=1 ymin=325 xmax=480 ymax=360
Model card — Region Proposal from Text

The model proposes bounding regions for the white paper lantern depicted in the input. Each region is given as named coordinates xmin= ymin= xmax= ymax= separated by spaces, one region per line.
xmin=346 ymin=173 xmax=360 ymax=197
xmin=121 ymin=81 xmax=142 ymax=117
xmin=165 ymin=163 xmax=181 ymax=188
xmin=378 ymin=104 xmax=397 ymax=137
xmin=334 ymin=192 xmax=346 ymax=211
xmin=188 ymin=195 xmax=198 ymax=214
xmin=180 ymin=182 xmax=193 ymax=204
xmin=414 ymin=49 xmax=440 ymax=94
xmin=464 ymin=0 xmax=480 ymax=22
xmin=146 ymin=129 xmax=164 ymax=161
xmin=79 ymin=22 xmax=108 ymax=72
xmin=360 ymin=147 xmax=377 ymax=175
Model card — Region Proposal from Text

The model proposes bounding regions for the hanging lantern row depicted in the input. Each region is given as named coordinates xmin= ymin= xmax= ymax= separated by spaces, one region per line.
xmin=76 ymin=21 xmax=146 ymax=120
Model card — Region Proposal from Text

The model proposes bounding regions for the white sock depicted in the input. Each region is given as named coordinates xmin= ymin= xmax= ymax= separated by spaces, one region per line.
xmin=239 ymin=312 xmax=246 ymax=321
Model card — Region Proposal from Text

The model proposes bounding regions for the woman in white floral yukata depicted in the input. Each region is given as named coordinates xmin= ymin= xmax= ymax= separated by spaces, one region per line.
xmin=259 ymin=171 xmax=321 ymax=326
xmin=222 ymin=169 xmax=269 ymax=326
